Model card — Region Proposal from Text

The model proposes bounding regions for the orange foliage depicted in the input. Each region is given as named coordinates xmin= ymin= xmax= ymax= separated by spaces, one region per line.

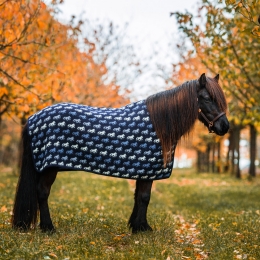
xmin=0 ymin=0 xmax=128 ymax=121
xmin=171 ymin=54 xmax=209 ymax=86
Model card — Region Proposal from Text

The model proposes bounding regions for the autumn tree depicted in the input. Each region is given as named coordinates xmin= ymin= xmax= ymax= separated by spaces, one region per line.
xmin=227 ymin=0 xmax=260 ymax=38
xmin=0 ymin=0 xmax=131 ymax=167
xmin=172 ymin=0 xmax=260 ymax=177
xmin=0 ymin=0 xmax=129 ymax=124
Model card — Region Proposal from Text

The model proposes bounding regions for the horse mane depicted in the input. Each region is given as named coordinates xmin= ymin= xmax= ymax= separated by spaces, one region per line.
xmin=204 ymin=77 xmax=227 ymax=112
xmin=146 ymin=76 xmax=227 ymax=166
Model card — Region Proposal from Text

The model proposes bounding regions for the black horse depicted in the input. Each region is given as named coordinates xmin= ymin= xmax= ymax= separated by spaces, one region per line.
xmin=12 ymin=73 xmax=229 ymax=233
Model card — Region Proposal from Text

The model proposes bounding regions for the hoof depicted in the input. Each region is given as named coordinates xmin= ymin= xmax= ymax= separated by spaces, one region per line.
xmin=13 ymin=222 xmax=30 ymax=232
xmin=130 ymin=222 xmax=153 ymax=234
xmin=40 ymin=223 xmax=55 ymax=233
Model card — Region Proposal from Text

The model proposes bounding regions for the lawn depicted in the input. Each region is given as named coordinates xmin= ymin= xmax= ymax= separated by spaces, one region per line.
xmin=0 ymin=168 xmax=260 ymax=260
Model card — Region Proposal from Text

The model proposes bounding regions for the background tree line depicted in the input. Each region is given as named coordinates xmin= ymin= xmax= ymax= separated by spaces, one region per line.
xmin=0 ymin=0 xmax=259 ymax=178
xmin=0 ymin=0 xmax=139 ymax=167
xmin=171 ymin=0 xmax=259 ymax=178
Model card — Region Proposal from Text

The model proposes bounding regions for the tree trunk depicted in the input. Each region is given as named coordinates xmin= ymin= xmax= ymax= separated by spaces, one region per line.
xmin=17 ymin=116 xmax=27 ymax=171
xmin=206 ymin=144 xmax=210 ymax=172
xmin=212 ymin=142 xmax=215 ymax=173
xmin=233 ymin=126 xmax=241 ymax=179
xmin=249 ymin=124 xmax=257 ymax=177
xmin=217 ymin=141 xmax=221 ymax=173
xmin=197 ymin=150 xmax=201 ymax=172
xmin=226 ymin=129 xmax=235 ymax=174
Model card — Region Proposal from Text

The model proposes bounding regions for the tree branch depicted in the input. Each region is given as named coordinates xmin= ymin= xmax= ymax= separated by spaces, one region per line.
xmin=0 ymin=0 xmax=41 ymax=50
xmin=230 ymin=41 xmax=260 ymax=92
xmin=0 ymin=68 xmax=40 ymax=98
xmin=0 ymin=0 xmax=11 ymax=7
xmin=0 ymin=50 xmax=66 ymax=76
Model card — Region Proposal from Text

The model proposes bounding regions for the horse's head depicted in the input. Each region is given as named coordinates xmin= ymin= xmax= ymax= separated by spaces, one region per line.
xmin=197 ymin=73 xmax=229 ymax=136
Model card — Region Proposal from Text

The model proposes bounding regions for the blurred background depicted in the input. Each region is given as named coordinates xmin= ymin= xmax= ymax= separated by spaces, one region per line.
xmin=0 ymin=0 xmax=259 ymax=178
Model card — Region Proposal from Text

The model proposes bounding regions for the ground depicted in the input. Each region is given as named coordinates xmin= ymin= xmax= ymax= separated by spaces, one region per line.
xmin=0 ymin=168 xmax=260 ymax=259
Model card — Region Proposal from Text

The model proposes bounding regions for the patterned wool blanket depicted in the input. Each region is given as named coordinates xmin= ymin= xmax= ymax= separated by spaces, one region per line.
xmin=28 ymin=101 xmax=174 ymax=180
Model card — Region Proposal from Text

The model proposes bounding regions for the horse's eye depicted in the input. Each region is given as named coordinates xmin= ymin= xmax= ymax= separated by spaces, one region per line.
xmin=204 ymin=97 xmax=211 ymax=103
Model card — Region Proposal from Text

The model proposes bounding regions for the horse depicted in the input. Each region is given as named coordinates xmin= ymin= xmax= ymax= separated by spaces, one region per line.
xmin=12 ymin=73 xmax=229 ymax=233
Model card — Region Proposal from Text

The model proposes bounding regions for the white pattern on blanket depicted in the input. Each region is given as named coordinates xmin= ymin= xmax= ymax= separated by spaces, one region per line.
xmin=28 ymin=101 xmax=174 ymax=180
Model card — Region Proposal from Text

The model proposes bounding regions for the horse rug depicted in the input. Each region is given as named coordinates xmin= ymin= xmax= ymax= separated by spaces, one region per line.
xmin=28 ymin=101 xmax=174 ymax=180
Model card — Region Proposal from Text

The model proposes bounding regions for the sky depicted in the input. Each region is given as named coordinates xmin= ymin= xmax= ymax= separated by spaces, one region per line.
xmin=46 ymin=0 xmax=199 ymax=99
xmin=55 ymin=0 xmax=197 ymax=47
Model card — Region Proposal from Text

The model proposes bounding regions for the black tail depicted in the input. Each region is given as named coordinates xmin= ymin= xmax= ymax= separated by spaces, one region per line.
xmin=12 ymin=124 xmax=38 ymax=230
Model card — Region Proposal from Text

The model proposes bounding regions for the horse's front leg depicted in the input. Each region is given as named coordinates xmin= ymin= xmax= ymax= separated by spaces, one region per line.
xmin=37 ymin=168 xmax=57 ymax=232
xmin=128 ymin=179 xmax=153 ymax=233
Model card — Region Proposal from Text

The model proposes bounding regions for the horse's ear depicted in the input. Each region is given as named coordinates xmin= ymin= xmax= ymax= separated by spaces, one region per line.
xmin=198 ymin=73 xmax=206 ymax=90
xmin=214 ymin=74 xmax=219 ymax=82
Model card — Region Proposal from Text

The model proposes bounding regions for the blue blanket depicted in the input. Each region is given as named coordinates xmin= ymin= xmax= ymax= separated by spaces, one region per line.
xmin=28 ymin=101 xmax=174 ymax=180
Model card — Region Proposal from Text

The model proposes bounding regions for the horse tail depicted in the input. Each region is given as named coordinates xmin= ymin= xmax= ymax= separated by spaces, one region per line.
xmin=12 ymin=124 xmax=38 ymax=230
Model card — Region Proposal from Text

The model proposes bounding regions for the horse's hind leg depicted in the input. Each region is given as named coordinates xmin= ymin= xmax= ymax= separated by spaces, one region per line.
xmin=128 ymin=180 xmax=153 ymax=233
xmin=37 ymin=168 xmax=57 ymax=232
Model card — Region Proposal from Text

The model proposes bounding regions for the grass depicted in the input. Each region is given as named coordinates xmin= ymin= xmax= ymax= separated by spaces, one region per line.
xmin=0 ymin=168 xmax=260 ymax=260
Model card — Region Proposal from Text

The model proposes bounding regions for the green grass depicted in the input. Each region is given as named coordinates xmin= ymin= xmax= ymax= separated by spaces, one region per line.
xmin=0 ymin=169 xmax=260 ymax=259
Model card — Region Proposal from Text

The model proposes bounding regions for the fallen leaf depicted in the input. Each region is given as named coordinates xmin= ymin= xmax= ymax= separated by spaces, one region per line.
xmin=192 ymin=239 xmax=202 ymax=245
xmin=0 ymin=206 xmax=7 ymax=212
xmin=161 ymin=249 xmax=166 ymax=255
xmin=113 ymin=236 xmax=121 ymax=241
xmin=49 ymin=252 xmax=58 ymax=258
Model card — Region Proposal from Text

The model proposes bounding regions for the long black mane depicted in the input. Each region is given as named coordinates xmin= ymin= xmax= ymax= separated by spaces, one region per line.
xmin=146 ymin=77 xmax=227 ymax=165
